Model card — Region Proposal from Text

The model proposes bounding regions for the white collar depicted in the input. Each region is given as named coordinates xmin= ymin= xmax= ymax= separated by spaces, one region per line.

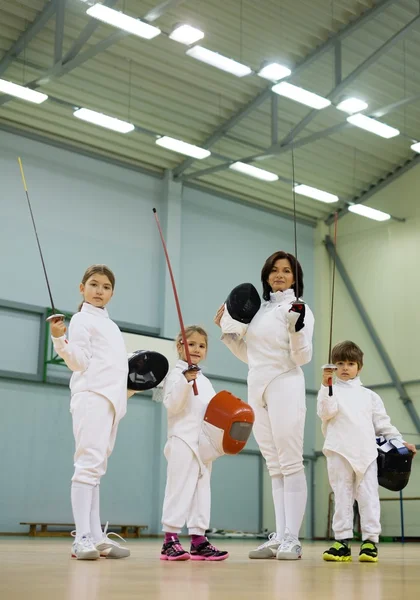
xmin=335 ymin=376 xmax=362 ymax=388
xmin=269 ymin=288 xmax=296 ymax=305
xmin=81 ymin=302 xmax=109 ymax=318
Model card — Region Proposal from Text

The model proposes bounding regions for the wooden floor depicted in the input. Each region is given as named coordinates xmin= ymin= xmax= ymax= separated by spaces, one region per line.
xmin=1 ymin=538 xmax=419 ymax=600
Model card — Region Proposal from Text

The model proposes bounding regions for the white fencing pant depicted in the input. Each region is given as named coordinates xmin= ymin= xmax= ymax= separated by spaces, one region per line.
xmin=71 ymin=392 xmax=118 ymax=486
xmin=251 ymin=369 xmax=307 ymax=538
xmin=162 ymin=437 xmax=211 ymax=536
xmin=327 ymin=452 xmax=381 ymax=543
xmin=251 ymin=368 xmax=306 ymax=477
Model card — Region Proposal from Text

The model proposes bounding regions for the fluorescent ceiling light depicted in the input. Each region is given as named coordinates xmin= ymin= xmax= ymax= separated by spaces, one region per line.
xmin=0 ymin=78 xmax=48 ymax=104
xmin=258 ymin=62 xmax=291 ymax=82
xmin=186 ymin=46 xmax=252 ymax=77
xmin=156 ymin=136 xmax=210 ymax=159
xmin=272 ymin=81 xmax=331 ymax=109
xmin=169 ymin=24 xmax=204 ymax=45
xmin=294 ymin=184 xmax=338 ymax=204
xmin=86 ymin=4 xmax=161 ymax=39
xmin=73 ymin=108 xmax=135 ymax=133
xmin=229 ymin=162 xmax=279 ymax=182
xmin=347 ymin=114 xmax=399 ymax=139
xmin=336 ymin=97 xmax=368 ymax=114
xmin=348 ymin=204 xmax=391 ymax=221
xmin=410 ymin=142 xmax=420 ymax=153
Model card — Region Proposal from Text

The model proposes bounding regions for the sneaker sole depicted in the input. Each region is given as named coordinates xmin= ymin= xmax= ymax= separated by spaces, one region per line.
xmin=249 ymin=550 xmax=278 ymax=559
xmin=100 ymin=550 xmax=130 ymax=559
xmin=71 ymin=552 xmax=100 ymax=560
xmin=190 ymin=553 xmax=229 ymax=561
xmin=160 ymin=553 xmax=190 ymax=561
xmin=276 ymin=553 xmax=302 ymax=560
xmin=323 ymin=554 xmax=352 ymax=562
xmin=359 ymin=555 xmax=378 ymax=563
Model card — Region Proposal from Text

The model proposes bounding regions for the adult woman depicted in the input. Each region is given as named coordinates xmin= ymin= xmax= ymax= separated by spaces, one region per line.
xmin=214 ymin=251 xmax=314 ymax=560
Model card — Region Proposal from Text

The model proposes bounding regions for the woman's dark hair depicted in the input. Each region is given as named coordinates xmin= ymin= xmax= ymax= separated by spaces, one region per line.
xmin=261 ymin=251 xmax=304 ymax=301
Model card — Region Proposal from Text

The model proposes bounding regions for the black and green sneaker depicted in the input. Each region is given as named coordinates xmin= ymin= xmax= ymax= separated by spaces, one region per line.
xmin=323 ymin=540 xmax=352 ymax=562
xmin=359 ymin=541 xmax=378 ymax=562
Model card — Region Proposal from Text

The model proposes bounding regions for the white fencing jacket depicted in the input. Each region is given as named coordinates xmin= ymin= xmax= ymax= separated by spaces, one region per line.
xmin=317 ymin=377 xmax=403 ymax=481
xmin=51 ymin=302 xmax=128 ymax=422
xmin=221 ymin=288 xmax=314 ymax=405
xmin=163 ymin=360 xmax=218 ymax=468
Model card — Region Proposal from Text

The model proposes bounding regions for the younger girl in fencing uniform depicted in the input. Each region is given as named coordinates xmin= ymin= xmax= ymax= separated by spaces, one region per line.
xmin=160 ymin=326 xmax=228 ymax=562
xmin=50 ymin=264 xmax=130 ymax=560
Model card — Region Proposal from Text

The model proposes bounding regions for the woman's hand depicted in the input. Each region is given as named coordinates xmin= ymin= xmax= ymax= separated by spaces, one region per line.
xmin=50 ymin=317 xmax=66 ymax=338
xmin=214 ymin=304 xmax=225 ymax=328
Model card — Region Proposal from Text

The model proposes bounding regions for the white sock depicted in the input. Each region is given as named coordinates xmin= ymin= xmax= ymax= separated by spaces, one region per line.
xmin=71 ymin=482 xmax=94 ymax=539
xmin=90 ymin=485 xmax=103 ymax=542
xmin=271 ymin=475 xmax=285 ymax=540
xmin=283 ymin=470 xmax=307 ymax=539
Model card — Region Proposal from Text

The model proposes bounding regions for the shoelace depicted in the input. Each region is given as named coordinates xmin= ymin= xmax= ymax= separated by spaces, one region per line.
xmin=102 ymin=522 xmax=126 ymax=547
xmin=171 ymin=542 xmax=186 ymax=554
xmin=257 ymin=532 xmax=279 ymax=550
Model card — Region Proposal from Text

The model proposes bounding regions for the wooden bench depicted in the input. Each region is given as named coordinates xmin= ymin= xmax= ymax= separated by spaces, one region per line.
xmin=20 ymin=522 xmax=148 ymax=538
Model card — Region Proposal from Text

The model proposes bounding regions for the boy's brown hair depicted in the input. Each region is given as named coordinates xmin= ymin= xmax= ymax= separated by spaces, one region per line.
xmin=331 ymin=341 xmax=364 ymax=369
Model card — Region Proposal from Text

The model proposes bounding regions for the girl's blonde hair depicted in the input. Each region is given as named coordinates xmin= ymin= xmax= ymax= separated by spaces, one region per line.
xmin=78 ymin=264 xmax=116 ymax=311
xmin=176 ymin=326 xmax=208 ymax=357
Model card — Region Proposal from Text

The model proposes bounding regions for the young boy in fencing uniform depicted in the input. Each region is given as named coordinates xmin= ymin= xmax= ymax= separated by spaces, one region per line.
xmin=318 ymin=341 xmax=416 ymax=562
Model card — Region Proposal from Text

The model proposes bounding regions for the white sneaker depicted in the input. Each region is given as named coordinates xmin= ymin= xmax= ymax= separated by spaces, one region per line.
xmin=276 ymin=534 xmax=302 ymax=560
xmin=95 ymin=523 xmax=130 ymax=559
xmin=71 ymin=532 xmax=100 ymax=560
xmin=249 ymin=532 xmax=282 ymax=559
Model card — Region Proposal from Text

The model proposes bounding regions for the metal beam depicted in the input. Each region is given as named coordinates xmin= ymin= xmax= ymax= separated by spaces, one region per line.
xmin=0 ymin=1 xmax=57 ymax=78
xmin=182 ymin=13 xmax=420 ymax=182
xmin=271 ymin=94 xmax=278 ymax=145
xmin=279 ymin=14 xmax=420 ymax=149
xmin=143 ymin=0 xmax=186 ymax=22
xmin=0 ymin=31 xmax=126 ymax=106
xmin=63 ymin=0 xmax=119 ymax=63
xmin=181 ymin=122 xmax=350 ymax=182
xmin=172 ymin=0 xmax=399 ymax=178
xmin=0 ymin=0 xmax=186 ymax=106
xmin=334 ymin=41 xmax=342 ymax=86
xmin=371 ymin=91 xmax=420 ymax=118
xmin=325 ymin=153 xmax=420 ymax=224
xmin=324 ymin=235 xmax=420 ymax=434
xmin=54 ymin=0 xmax=66 ymax=66
xmin=181 ymin=80 xmax=420 ymax=186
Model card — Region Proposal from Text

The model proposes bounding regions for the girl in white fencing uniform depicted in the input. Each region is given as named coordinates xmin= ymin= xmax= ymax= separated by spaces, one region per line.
xmin=161 ymin=326 xmax=228 ymax=562
xmin=215 ymin=251 xmax=314 ymax=560
xmin=319 ymin=341 xmax=416 ymax=563
xmin=50 ymin=264 xmax=130 ymax=560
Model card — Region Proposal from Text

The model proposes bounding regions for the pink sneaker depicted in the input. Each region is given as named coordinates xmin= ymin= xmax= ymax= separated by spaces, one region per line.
xmin=190 ymin=540 xmax=229 ymax=561
xmin=160 ymin=538 xmax=190 ymax=561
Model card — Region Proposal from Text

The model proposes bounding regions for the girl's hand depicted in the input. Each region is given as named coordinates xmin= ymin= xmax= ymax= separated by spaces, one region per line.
xmin=50 ymin=317 xmax=66 ymax=338
xmin=214 ymin=304 xmax=225 ymax=328
xmin=184 ymin=367 xmax=199 ymax=382
xmin=322 ymin=368 xmax=335 ymax=387
xmin=403 ymin=442 xmax=417 ymax=456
